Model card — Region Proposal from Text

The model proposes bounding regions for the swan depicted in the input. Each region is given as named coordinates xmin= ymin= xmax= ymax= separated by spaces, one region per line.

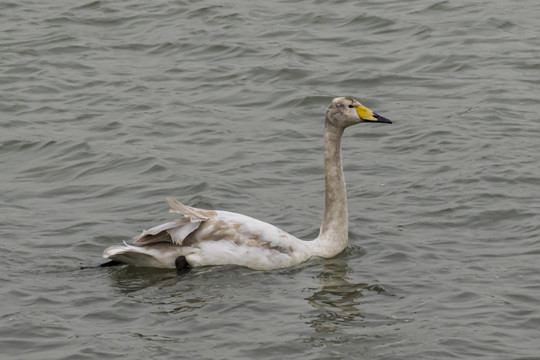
xmin=101 ymin=97 xmax=391 ymax=270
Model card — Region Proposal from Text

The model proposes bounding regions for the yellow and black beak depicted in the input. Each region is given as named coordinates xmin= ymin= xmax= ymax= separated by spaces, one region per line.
xmin=355 ymin=105 xmax=392 ymax=124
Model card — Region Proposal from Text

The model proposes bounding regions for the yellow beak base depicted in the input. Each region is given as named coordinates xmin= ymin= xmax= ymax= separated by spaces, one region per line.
xmin=356 ymin=105 xmax=378 ymax=121
xmin=356 ymin=105 xmax=392 ymax=123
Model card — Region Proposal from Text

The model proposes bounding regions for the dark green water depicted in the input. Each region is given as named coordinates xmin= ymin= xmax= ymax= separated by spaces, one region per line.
xmin=1 ymin=0 xmax=539 ymax=359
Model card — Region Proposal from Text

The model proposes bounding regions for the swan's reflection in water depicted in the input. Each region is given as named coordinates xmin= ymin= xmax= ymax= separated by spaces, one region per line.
xmin=102 ymin=252 xmax=395 ymax=353
xmin=105 ymin=266 xmax=184 ymax=294
xmin=303 ymin=253 xmax=389 ymax=346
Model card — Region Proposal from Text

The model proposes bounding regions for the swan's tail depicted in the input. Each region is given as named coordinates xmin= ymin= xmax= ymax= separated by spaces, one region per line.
xmin=103 ymin=242 xmax=183 ymax=269
xmin=96 ymin=198 xmax=204 ymax=269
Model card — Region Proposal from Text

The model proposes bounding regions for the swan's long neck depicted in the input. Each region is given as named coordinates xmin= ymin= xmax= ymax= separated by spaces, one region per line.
xmin=312 ymin=118 xmax=348 ymax=257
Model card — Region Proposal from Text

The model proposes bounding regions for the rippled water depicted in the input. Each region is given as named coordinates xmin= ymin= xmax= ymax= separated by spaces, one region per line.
xmin=2 ymin=0 xmax=540 ymax=359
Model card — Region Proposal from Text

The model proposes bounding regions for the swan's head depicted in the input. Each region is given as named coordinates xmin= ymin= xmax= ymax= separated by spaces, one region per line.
xmin=326 ymin=97 xmax=392 ymax=128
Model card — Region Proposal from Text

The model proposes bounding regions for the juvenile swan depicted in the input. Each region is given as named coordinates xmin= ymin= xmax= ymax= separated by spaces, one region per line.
xmin=102 ymin=97 xmax=392 ymax=270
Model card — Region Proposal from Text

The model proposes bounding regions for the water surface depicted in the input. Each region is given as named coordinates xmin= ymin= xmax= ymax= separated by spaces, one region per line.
xmin=1 ymin=0 xmax=540 ymax=359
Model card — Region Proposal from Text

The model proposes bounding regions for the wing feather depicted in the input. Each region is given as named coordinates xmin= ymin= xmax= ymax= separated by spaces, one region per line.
xmin=133 ymin=218 xmax=200 ymax=246
xmin=166 ymin=197 xmax=214 ymax=222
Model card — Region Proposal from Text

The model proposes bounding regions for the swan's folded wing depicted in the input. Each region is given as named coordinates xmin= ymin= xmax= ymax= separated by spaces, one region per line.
xmin=132 ymin=198 xmax=217 ymax=247
xmin=133 ymin=218 xmax=201 ymax=246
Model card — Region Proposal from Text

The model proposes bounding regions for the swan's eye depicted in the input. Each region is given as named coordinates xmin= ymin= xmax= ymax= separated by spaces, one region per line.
xmin=348 ymin=105 xmax=354 ymax=108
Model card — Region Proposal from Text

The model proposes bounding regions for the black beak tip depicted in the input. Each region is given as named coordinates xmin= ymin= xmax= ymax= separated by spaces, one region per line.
xmin=374 ymin=113 xmax=392 ymax=124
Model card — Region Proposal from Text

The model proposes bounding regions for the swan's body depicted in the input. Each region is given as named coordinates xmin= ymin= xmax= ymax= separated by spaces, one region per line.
xmin=103 ymin=97 xmax=391 ymax=270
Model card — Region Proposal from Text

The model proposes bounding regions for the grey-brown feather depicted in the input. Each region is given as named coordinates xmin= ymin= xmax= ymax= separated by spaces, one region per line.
xmin=133 ymin=231 xmax=174 ymax=247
